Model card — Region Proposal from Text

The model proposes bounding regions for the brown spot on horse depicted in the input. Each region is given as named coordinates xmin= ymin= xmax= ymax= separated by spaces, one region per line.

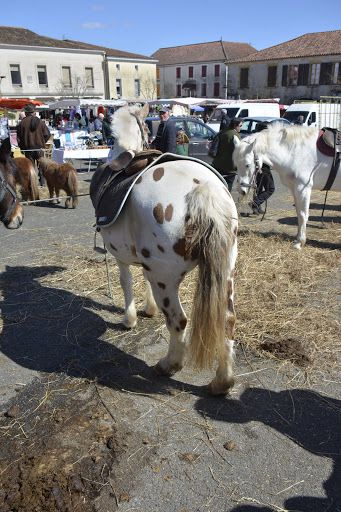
xmin=142 ymin=262 xmax=151 ymax=271
xmin=141 ymin=248 xmax=150 ymax=258
xmin=153 ymin=167 xmax=164 ymax=181
xmin=173 ymin=238 xmax=186 ymax=258
xmin=163 ymin=297 xmax=170 ymax=308
xmin=37 ymin=158 xmax=78 ymax=208
xmin=165 ymin=204 xmax=173 ymax=222
xmin=157 ymin=244 xmax=165 ymax=252
xmin=153 ymin=203 xmax=164 ymax=224
xmin=157 ymin=282 xmax=166 ymax=289
xmin=193 ymin=178 xmax=200 ymax=184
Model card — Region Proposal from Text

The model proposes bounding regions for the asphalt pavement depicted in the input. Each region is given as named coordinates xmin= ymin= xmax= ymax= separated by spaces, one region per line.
xmin=0 ymin=170 xmax=340 ymax=512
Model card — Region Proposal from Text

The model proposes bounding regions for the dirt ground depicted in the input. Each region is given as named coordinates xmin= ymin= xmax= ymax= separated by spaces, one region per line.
xmin=0 ymin=174 xmax=340 ymax=512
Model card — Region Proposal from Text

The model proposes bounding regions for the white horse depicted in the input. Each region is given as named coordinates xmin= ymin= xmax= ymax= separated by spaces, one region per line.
xmin=233 ymin=124 xmax=341 ymax=249
xmin=90 ymin=104 xmax=238 ymax=395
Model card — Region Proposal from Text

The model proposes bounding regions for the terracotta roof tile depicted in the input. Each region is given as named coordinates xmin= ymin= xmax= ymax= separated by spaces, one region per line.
xmin=151 ymin=40 xmax=257 ymax=65
xmin=0 ymin=26 xmax=153 ymax=60
xmin=230 ymin=30 xmax=341 ymax=63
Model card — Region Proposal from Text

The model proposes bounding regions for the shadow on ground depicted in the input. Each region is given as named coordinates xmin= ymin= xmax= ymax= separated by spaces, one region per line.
xmin=195 ymin=388 xmax=341 ymax=512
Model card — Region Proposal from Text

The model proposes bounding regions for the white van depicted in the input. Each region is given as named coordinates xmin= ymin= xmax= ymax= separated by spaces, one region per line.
xmin=283 ymin=101 xmax=341 ymax=129
xmin=207 ymin=101 xmax=281 ymax=132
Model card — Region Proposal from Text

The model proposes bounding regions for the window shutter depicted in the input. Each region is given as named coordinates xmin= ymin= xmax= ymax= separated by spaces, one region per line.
xmin=298 ymin=64 xmax=309 ymax=85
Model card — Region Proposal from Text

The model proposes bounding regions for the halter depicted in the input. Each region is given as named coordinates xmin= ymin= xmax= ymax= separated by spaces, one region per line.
xmin=0 ymin=168 xmax=18 ymax=224
xmin=239 ymin=151 xmax=261 ymax=190
xmin=130 ymin=112 xmax=150 ymax=150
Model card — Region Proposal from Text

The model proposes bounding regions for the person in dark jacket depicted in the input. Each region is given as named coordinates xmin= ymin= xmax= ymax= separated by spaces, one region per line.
xmin=212 ymin=118 xmax=242 ymax=192
xmin=219 ymin=108 xmax=230 ymax=131
xmin=17 ymin=103 xmax=51 ymax=185
xmin=102 ymin=115 xmax=115 ymax=146
xmin=152 ymin=107 xmax=177 ymax=153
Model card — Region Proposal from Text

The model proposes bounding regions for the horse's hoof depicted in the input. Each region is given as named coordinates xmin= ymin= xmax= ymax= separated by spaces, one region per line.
xmin=153 ymin=362 xmax=183 ymax=377
xmin=207 ymin=377 xmax=235 ymax=396
xmin=293 ymin=242 xmax=302 ymax=250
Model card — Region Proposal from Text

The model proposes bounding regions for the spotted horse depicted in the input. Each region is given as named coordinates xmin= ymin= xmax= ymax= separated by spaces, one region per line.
xmin=90 ymin=104 xmax=238 ymax=395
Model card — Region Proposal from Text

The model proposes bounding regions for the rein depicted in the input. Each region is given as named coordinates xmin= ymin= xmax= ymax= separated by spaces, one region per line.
xmin=0 ymin=169 xmax=18 ymax=223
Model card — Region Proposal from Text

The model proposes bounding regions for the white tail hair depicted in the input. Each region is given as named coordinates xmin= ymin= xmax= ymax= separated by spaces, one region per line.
xmin=185 ymin=182 xmax=236 ymax=369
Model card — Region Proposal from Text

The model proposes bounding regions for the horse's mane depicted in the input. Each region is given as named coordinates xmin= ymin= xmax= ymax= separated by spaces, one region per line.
xmin=110 ymin=105 xmax=142 ymax=150
xmin=254 ymin=124 xmax=318 ymax=154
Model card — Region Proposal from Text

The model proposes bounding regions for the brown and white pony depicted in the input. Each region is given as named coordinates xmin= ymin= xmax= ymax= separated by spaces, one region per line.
xmin=37 ymin=158 xmax=79 ymax=208
xmin=13 ymin=157 xmax=40 ymax=202
xmin=0 ymin=138 xmax=24 ymax=229
xmin=90 ymin=104 xmax=238 ymax=395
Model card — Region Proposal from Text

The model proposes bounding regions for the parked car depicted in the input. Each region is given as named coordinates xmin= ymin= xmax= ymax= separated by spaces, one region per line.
xmin=240 ymin=116 xmax=291 ymax=138
xmin=145 ymin=116 xmax=217 ymax=163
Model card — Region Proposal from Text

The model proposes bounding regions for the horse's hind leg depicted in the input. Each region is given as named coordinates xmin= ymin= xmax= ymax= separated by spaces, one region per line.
xmin=55 ymin=187 xmax=61 ymax=204
xmin=208 ymin=278 xmax=236 ymax=396
xmin=150 ymin=280 xmax=187 ymax=376
xmin=292 ymin=185 xmax=311 ymax=249
xmin=143 ymin=277 xmax=159 ymax=317
xmin=117 ymin=260 xmax=137 ymax=328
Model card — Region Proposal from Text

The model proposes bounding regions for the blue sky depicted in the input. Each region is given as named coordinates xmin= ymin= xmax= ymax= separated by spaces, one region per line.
xmin=2 ymin=0 xmax=340 ymax=56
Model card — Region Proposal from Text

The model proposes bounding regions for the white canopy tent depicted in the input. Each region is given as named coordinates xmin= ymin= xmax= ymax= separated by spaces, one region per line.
xmin=47 ymin=98 xmax=128 ymax=110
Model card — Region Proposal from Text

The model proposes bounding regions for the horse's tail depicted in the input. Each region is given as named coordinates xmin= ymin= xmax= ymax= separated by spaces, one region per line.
xmin=186 ymin=182 xmax=237 ymax=369
xmin=28 ymin=163 xmax=39 ymax=201
xmin=68 ymin=168 xmax=79 ymax=207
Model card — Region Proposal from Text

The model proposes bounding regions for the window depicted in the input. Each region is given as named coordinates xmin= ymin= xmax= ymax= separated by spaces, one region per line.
xmin=240 ymin=68 xmax=249 ymax=88
xmin=267 ymin=66 xmax=277 ymax=87
xmin=297 ymin=64 xmax=309 ymax=86
xmin=188 ymin=66 xmax=193 ymax=78
xmin=186 ymin=120 xmax=212 ymax=139
xmin=214 ymin=64 xmax=220 ymax=77
xmin=176 ymin=84 xmax=181 ymax=96
xmin=333 ymin=63 xmax=340 ymax=84
xmin=282 ymin=65 xmax=300 ymax=86
xmin=116 ymin=64 xmax=120 ymax=71
xmin=201 ymin=65 xmax=207 ymax=78
xmin=116 ymin=78 xmax=122 ymax=97
xmin=288 ymin=65 xmax=298 ymax=86
xmin=62 ymin=66 xmax=72 ymax=87
xmin=10 ymin=64 xmax=21 ymax=86
xmin=134 ymin=79 xmax=140 ymax=97
xmin=135 ymin=65 xmax=139 ymax=71
xmin=201 ymin=83 xmax=207 ymax=96
xmin=176 ymin=67 xmax=181 ymax=79
xmin=310 ymin=63 xmax=320 ymax=85
xmin=85 ymin=67 xmax=94 ymax=88
xmin=319 ymin=62 xmax=333 ymax=85
xmin=37 ymin=65 xmax=48 ymax=86
xmin=213 ymin=82 xmax=220 ymax=97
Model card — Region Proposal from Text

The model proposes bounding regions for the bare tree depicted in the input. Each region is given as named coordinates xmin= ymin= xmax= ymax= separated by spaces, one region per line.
xmin=140 ymin=73 xmax=157 ymax=100
xmin=55 ymin=73 xmax=90 ymax=98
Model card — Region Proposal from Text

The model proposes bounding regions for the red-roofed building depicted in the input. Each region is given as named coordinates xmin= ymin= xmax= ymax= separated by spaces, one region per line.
xmin=151 ymin=40 xmax=256 ymax=99
xmin=227 ymin=31 xmax=341 ymax=103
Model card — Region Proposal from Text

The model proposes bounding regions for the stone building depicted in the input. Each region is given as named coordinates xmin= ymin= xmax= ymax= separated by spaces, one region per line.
xmin=151 ymin=40 xmax=256 ymax=99
xmin=227 ymin=30 xmax=341 ymax=103
xmin=0 ymin=26 xmax=157 ymax=102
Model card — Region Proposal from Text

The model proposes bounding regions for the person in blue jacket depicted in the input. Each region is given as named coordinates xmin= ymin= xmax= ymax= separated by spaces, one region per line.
xmin=152 ymin=107 xmax=177 ymax=153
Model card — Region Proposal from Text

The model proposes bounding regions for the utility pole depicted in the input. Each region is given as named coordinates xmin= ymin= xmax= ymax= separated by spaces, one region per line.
xmin=219 ymin=39 xmax=229 ymax=99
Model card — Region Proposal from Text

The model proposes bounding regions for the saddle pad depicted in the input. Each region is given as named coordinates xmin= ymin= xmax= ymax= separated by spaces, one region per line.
xmin=90 ymin=153 xmax=228 ymax=228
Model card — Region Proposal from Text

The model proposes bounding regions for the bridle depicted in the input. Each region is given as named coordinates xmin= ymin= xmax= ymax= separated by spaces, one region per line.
xmin=0 ymin=168 xmax=18 ymax=224
xmin=130 ymin=112 xmax=150 ymax=150
xmin=239 ymin=151 xmax=261 ymax=191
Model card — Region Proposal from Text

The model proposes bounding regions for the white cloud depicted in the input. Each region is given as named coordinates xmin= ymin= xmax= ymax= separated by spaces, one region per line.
xmin=81 ymin=22 xmax=106 ymax=29
xmin=91 ymin=4 xmax=105 ymax=11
